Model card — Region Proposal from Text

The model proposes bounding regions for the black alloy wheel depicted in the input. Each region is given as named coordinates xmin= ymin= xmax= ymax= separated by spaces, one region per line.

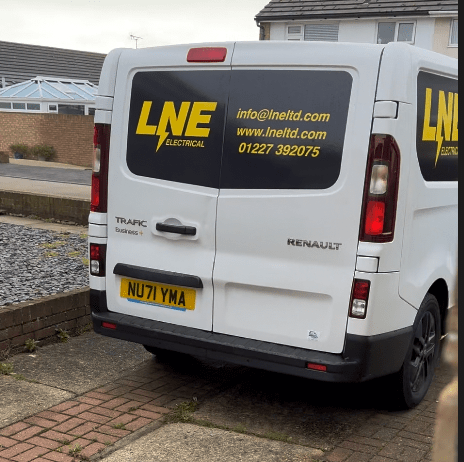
xmin=394 ymin=294 xmax=441 ymax=409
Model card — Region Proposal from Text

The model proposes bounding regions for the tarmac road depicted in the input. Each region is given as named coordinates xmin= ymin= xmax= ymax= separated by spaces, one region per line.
xmin=0 ymin=163 xmax=92 ymax=186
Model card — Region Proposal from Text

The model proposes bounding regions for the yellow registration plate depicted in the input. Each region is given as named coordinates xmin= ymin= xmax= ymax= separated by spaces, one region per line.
xmin=120 ymin=278 xmax=196 ymax=311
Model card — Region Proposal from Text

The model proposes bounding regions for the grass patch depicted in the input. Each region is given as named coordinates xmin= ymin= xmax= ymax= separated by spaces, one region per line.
xmin=57 ymin=329 xmax=70 ymax=343
xmin=0 ymin=363 xmax=14 ymax=375
xmin=82 ymin=257 xmax=89 ymax=267
xmin=24 ymin=338 xmax=39 ymax=352
xmin=232 ymin=423 xmax=248 ymax=434
xmin=40 ymin=241 xmax=65 ymax=249
xmin=76 ymin=323 xmax=93 ymax=336
xmin=80 ymin=233 xmax=88 ymax=239
xmin=44 ymin=251 xmax=59 ymax=258
xmin=165 ymin=401 xmax=198 ymax=423
xmin=263 ymin=430 xmax=293 ymax=443
xmin=113 ymin=423 xmax=126 ymax=430
xmin=68 ymin=443 xmax=82 ymax=455
xmin=67 ymin=251 xmax=81 ymax=257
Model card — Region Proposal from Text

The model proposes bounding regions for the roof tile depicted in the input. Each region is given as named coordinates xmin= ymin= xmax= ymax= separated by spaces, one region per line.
xmin=256 ymin=0 xmax=458 ymax=21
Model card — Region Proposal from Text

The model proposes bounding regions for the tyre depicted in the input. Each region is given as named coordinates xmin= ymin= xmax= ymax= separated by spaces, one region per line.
xmin=391 ymin=294 xmax=441 ymax=409
xmin=143 ymin=345 xmax=189 ymax=364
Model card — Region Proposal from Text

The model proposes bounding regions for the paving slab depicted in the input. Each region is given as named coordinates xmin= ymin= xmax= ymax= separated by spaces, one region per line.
xmin=0 ymin=177 xmax=90 ymax=200
xmin=0 ymin=375 xmax=74 ymax=429
xmin=100 ymin=423 xmax=324 ymax=462
xmin=9 ymin=159 xmax=89 ymax=170
xmin=7 ymin=333 xmax=152 ymax=396
xmin=0 ymin=215 xmax=88 ymax=234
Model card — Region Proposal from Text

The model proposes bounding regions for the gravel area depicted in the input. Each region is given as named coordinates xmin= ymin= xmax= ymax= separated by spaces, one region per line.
xmin=0 ymin=223 xmax=89 ymax=307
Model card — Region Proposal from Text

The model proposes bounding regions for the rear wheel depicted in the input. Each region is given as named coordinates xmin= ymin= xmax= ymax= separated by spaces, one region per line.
xmin=391 ymin=294 xmax=441 ymax=409
xmin=143 ymin=345 xmax=186 ymax=363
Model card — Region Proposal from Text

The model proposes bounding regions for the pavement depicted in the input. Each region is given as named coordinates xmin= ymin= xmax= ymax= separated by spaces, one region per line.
xmin=0 ymin=160 xmax=91 ymax=201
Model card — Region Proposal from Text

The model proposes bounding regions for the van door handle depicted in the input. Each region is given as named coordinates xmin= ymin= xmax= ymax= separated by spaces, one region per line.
xmin=156 ymin=223 xmax=197 ymax=236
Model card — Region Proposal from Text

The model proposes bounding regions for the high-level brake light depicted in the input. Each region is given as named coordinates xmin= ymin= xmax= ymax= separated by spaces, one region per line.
xmin=187 ymin=47 xmax=227 ymax=63
xmin=91 ymin=124 xmax=111 ymax=213
xmin=359 ymin=135 xmax=400 ymax=243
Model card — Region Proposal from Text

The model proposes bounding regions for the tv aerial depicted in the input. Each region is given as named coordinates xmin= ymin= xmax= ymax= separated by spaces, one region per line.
xmin=130 ymin=35 xmax=143 ymax=49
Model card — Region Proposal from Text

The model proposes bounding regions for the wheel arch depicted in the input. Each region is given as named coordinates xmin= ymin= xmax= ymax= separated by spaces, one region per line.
xmin=427 ymin=278 xmax=449 ymax=335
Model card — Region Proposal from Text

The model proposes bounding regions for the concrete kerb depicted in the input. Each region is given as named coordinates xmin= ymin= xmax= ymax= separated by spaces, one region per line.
xmin=0 ymin=288 xmax=91 ymax=357
xmin=0 ymin=190 xmax=90 ymax=226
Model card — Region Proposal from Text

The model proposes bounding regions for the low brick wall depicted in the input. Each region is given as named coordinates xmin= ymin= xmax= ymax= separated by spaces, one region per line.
xmin=0 ymin=288 xmax=90 ymax=355
xmin=0 ymin=112 xmax=93 ymax=167
xmin=0 ymin=191 xmax=90 ymax=225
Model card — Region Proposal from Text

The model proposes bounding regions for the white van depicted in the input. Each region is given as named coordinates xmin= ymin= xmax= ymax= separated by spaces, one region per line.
xmin=88 ymin=41 xmax=458 ymax=408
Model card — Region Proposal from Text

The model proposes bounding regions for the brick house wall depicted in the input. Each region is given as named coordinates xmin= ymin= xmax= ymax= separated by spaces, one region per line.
xmin=0 ymin=112 xmax=94 ymax=167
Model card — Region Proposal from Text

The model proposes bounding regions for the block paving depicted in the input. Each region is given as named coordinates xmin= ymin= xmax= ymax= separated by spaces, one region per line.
xmin=0 ymin=367 xmax=178 ymax=461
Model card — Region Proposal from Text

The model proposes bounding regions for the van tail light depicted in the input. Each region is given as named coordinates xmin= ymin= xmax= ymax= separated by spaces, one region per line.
xmin=91 ymin=124 xmax=111 ymax=213
xmin=349 ymin=279 xmax=371 ymax=319
xmin=359 ymin=134 xmax=400 ymax=243
xmin=187 ymin=47 xmax=227 ymax=63
xmin=90 ymin=243 xmax=107 ymax=277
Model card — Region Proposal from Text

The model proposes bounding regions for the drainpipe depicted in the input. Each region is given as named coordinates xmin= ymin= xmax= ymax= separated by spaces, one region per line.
xmin=256 ymin=19 xmax=266 ymax=40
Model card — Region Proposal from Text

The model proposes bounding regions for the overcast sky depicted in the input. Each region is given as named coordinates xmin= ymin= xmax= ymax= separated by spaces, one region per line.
xmin=1 ymin=0 xmax=269 ymax=54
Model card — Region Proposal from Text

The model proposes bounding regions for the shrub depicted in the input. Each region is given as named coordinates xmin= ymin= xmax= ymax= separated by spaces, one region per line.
xmin=9 ymin=143 xmax=30 ymax=157
xmin=31 ymin=144 xmax=56 ymax=161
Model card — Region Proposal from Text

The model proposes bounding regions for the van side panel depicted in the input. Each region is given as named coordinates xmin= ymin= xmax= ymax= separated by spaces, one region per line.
xmin=367 ymin=44 xmax=458 ymax=313
xmin=399 ymin=70 xmax=458 ymax=311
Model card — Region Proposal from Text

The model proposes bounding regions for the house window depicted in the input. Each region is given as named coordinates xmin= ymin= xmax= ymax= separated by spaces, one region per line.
xmin=287 ymin=25 xmax=303 ymax=41
xmin=0 ymin=102 xmax=11 ymax=109
xmin=58 ymin=104 xmax=85 ymax=115
xmin=12 ymin=102 xmax=26 ymax=110
xmin=305 ymin=24 xmax=339 ymax=42
xmin=88 ymin=107 xmax=96 ymax=116
xmin=27 ymin=103 xmax=40 ymax=111
xmin=377 ymin=21 xmax=416 ymax=44
xmin=449 ymin=19 xmax=458 ymax=46
xmin=287 ymin=23 xmax=339 ymax=42
xmin=49 ymin=104 xmax=57 ymax=112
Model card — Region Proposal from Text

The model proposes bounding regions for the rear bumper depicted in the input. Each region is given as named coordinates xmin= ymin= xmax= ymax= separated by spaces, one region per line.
xmin=91 ymin=290 xmax=412 ymax=383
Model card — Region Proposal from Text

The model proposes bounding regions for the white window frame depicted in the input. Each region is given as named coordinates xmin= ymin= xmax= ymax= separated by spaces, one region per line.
xmin=286 ymin=23 xmax=340 ymax=42
xmin=449 ymin=18 xmax=458 ymax=47
xmin=377 ymin=21 xmax=417 ymax=44
xmin=286 ymin=24 xmax=304 ymax=41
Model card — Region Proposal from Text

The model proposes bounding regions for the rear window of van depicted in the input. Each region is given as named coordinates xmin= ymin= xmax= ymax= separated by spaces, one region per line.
xmin=126 ymin=71 xmax=230 ymax=189
xmin=126 ymin=69 xmax=352 ymax=190
xmin=221 ymin=70 xmax=352 ymax=190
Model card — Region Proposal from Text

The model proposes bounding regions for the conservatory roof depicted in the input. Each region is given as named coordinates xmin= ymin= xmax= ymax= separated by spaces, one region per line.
xmin=0 ymin=76 xmax=98 ymax=101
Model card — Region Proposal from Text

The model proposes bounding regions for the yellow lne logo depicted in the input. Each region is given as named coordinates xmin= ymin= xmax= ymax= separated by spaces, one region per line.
xmin=422 ymin=89 xmax=458 ymax=166
xmin=136 ymin=101 xmax=218 ymax=152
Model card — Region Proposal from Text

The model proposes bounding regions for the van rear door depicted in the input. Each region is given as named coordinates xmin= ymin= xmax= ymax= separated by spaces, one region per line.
xmin=212 ymin=42 xmax=384 ymax=354
xmin=105 ymin=44 xmax=233 ymax=331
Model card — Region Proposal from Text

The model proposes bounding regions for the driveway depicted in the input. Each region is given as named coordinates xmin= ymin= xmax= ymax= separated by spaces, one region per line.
xmin=0 ymin=331 xmax=450 ymax=461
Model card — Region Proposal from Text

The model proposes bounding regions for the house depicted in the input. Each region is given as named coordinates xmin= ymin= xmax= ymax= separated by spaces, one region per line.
xmin=0 ymin=76 xmax=98 ymax=115
xmin=0 ymin=41 xmax=106 ymax=88
xmin=0 ymin=42 xmax=105 ymax=166
xmin=255 ymin=0 xmax=458 ymax=58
